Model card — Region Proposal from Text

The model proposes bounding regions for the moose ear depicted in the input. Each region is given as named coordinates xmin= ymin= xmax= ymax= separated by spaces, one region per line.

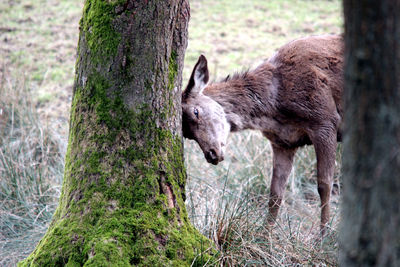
xmin=183 ymin=55 xmax=209 ymax=99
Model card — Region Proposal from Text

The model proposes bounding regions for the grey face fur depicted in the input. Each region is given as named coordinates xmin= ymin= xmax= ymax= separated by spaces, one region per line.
xmin=182 ymin=55 xmax=230 ymax=165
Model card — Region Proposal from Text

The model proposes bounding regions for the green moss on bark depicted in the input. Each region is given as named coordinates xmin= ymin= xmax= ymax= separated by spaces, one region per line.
xmin=80 ymin=0 xmax=122 ymax=66
xmin=168 ymin=51 xmax=178 ymax=91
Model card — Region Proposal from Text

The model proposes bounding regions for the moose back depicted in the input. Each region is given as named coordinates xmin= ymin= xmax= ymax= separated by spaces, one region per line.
xmin=182 ymin=35 xmax=344 ymax=234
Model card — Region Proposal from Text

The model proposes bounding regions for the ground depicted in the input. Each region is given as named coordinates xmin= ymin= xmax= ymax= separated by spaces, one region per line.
xmin=0 ymin=0 xmax=342 ymax=265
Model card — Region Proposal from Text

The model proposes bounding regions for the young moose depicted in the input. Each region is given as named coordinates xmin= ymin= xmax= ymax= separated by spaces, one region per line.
xmin=182 ymin=35 xmax=344 ymax=233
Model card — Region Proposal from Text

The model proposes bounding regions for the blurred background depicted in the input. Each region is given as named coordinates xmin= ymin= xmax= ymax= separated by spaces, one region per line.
xmin=0 ymin=0 xmax=342 ymax=265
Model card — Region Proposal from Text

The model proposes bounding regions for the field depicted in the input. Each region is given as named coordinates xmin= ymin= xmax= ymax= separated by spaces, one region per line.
xmin=0 ymin=0 xmax=343 ymax=265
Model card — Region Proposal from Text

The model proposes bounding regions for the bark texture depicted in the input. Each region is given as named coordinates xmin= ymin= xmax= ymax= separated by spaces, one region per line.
xmin=20 ymin=0 xmax=213 ymax=266
xmin=341 ymin=0 xmax=400 ymax=266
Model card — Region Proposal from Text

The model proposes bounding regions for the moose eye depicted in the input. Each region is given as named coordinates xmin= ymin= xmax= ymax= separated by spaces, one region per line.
xmin=193 ymin=108 xmax=199 ymax=119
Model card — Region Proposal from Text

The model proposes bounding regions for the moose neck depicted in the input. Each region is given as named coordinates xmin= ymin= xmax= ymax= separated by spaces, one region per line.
xmin=203 ymin=63 xmax=278 ymax=132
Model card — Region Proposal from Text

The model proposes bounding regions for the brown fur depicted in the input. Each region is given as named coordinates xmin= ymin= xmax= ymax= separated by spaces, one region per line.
xmin=182 ymin=35 xmax=344 ymax=234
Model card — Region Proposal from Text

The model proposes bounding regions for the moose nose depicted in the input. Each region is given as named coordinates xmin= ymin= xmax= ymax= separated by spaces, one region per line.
xmin=208 ymin=149 xmax=217 ymax=160
xmin=206 ymin=149 xmax=218 ymax=165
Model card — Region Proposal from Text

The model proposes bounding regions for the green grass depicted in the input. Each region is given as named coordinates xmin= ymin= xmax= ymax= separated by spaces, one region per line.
xmin=0 ymin=0 xmax=343 ymax=265
xmin=0 ymin=0 xmax=82 ymax=137
xmin=183 ymin=0 xmax=342 ymax=81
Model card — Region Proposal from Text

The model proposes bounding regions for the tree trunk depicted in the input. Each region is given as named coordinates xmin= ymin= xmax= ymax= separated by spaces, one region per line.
xmin=341 ymin=0 xmax=400 ymax=266
xmin=20 ymin=0 xmax=213 ymax=266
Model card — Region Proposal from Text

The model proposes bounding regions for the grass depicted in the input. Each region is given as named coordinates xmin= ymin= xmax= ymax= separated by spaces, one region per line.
xmin=183 ymin=0 xmax=342 ymax=80
xmin=185 ymin=132 xmax=341 ymax=266
xmin=0 ymin=71 xmax=65 ymax=266
xmin=0 ymin=0 xmax=343 ymax=266
xmin=0 ymin=0 xmax=81 ymax=137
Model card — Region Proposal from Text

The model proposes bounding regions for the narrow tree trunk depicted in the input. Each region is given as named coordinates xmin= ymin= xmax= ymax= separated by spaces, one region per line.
xmin=20 ymin=0 xmax=213 ymax=266
xmin=341 ymin=0 xmax=400 ymax=266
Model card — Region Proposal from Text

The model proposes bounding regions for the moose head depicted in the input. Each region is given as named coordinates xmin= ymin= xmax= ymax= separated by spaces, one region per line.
xmin=181 ymin=55 xmax=230 ymax=165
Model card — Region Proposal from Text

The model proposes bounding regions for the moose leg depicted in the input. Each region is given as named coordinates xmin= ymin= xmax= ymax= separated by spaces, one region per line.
xmin=267 ymin=144 xmax=297 ymax=225
xmin=311 ymin=130 xmax=337 ymax=235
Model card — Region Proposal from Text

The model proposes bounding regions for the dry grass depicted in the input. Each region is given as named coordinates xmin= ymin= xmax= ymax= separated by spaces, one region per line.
xmin=0 ymin=70 xmax=65 ymax=266
xmin=185 ymin=132 xmax=341 ymax=266
xmin=0 ymin=0 xmax=343 ymax=266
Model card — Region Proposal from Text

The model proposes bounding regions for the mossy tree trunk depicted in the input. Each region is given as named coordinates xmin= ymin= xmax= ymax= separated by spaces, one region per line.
xmin=341 ymin=0 xmax=400 ymax=266
xmin=20 ymin=0 xmax=213 ymax=266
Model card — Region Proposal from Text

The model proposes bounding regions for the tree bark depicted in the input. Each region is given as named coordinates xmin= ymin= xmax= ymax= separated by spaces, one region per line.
xmin=341 ymin=0 xmax=400 ymax=266
xmin=20 ymin=0 xmax=213 ymax=266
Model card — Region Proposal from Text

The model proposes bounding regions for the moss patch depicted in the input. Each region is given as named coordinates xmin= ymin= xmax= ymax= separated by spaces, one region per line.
xmin=80 ymin=0 xmax=123 ymax=66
